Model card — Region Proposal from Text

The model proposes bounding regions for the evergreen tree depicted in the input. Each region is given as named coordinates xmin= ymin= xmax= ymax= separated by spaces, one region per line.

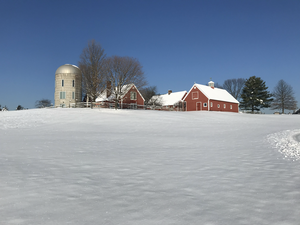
xmin=240 ymin=76 xmax=273 ymax=113
xmin=17 ymin=105 xmax=24 ymax=110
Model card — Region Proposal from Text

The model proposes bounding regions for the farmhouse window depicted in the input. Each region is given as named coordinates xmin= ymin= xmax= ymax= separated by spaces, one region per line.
xmin=203 ymin=103 xmax=207 ymax=107
xmin=130 ymin=92 xmax=137 ymax=100
xmin=60 ymin=92 xmax=66 ymax=99
xmin=192 ymin=92 xmax=198 ymax=100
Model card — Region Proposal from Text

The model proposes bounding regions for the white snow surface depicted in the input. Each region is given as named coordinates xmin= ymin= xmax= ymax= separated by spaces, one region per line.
xmin=1 ymin=108 xmax=300 ymax=225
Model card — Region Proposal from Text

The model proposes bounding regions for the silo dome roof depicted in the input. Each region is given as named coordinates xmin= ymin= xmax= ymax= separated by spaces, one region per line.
xmin=55 ymin=64 xmax=81 ymax=74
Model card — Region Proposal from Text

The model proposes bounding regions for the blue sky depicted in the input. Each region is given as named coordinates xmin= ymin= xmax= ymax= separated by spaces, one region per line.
xmin=1 ymin=0 xmax=299 ymax=111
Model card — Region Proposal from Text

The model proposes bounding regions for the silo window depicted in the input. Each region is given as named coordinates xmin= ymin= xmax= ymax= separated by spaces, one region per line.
xmin=72 ymin=80 xmax=75 ymax=87
xmin=72 ymin=92 xmax=75 ymax=99
xmin=60 ymin=92 xmax=66 ymax=99
xmin=62 ymin=80 xmax=64 ymax=87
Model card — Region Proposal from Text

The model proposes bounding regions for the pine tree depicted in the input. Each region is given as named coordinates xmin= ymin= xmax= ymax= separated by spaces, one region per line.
xmin=271 ymin=79 xmax=297 ymax=113
xmin=240 ymin=76 xmax=273 ymax=113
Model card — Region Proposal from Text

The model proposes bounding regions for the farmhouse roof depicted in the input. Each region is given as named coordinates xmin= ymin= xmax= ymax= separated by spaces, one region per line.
xmin=95 ymin=83 xmax=145 ymax=102
xmin=185 ymin=83 xmax=239 ymax=104
xmin=152 ymin=91 xmax=187 ymax=106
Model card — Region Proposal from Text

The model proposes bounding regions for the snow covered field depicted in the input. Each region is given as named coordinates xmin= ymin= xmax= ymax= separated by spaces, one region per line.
xmin=1 ymin=108 xmax=300 ymax=225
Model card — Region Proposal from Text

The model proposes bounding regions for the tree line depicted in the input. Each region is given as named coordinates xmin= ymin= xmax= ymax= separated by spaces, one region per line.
xmin=219 ymin=76 xmax=298 ymax=113
xmin=33 ymin=39 xmax=298 ymax=113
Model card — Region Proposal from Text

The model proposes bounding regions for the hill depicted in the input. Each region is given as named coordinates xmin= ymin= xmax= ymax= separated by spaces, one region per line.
xmin=1 ymin=108 xmax=300 ymax=224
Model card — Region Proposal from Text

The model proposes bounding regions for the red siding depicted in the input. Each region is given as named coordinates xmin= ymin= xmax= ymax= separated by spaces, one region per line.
xmin=185 ymin=85 xmax=239 ymax=113
xmin=209 ymin=100 xmax=239 ymax=113
xmin=185 ymin=86 xmax=209 ymax=111
xmin=121 ymin=85 xmax=144 ymax=105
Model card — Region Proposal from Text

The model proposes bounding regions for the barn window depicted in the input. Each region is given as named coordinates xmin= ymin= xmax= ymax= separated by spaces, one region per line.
xmin=130 ymin=92 xmax=137 ymax=100
xmin=60 ymin=92 xmax=66 ymax=99
xmin=211 ymin=102 xmax=213 ymax=107
xmin=224 ymin=104 xmax=226 ymax=109
xmin=217 ymin=104 xmax=220 ymax=108
xmin=230 ymin=105 xmax=232 ymax=109
xmin=192 ymin=92 xmax=198 ymax=100
xmin=203 ymin=103 xmax=207 ymax=107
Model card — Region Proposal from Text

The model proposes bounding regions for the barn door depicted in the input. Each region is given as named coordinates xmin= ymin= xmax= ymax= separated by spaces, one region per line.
xmin=196 ymin=102 xmax=202 ymax=111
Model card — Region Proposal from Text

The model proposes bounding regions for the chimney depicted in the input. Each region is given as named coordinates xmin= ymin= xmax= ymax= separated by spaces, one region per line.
xmin=168 ymin=90 xmax=172 ymax=95
xmin=106 ymin=81 xmax=112 ymax=98
xmin=208 ymin=81 xmax=214 ymax=89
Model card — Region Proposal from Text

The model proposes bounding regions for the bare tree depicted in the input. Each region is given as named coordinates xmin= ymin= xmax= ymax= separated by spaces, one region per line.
xmin=78 ymin=40 xmax=106 ymax=102
xmin=140 ymin=86 xmax=159 ymax=106
xmin=271 ymin=79 xmax=297 ymax=113
xmin=214 ymin=82 xmax=223 ymax=89
xmin=35 ymin=99 xmax=52 ymax=108
xmin=147 ymin=95 xmax=163 ymax=109
xmin=141 ymin=86 xmax=163 ymax=109
xmin=223 ymin=78 xmax=245 ymax=101
xmin=104 ymin=56 xmax=147 ymax=109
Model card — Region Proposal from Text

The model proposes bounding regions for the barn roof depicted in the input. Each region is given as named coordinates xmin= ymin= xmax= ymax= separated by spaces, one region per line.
xmin=184 ymin=83 xmax=239 ymax=104
xmin=151 ymin=91 xmax=187 ymax=106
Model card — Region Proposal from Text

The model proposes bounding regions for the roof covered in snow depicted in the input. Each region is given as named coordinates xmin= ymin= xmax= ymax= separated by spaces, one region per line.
xmin=95 ymin=89 xmax=113 ymax=102
xmin=151 ymin=91 xmax=187 ymax=106
xmin=186 ymin=83 xmax=239 ymax=103
xmin=95 ymin=83 xmax=144 ymax=102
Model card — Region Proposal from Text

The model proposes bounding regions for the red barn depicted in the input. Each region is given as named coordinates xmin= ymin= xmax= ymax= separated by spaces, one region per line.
xmin=183 ymin=81 xmax=239 ymax=112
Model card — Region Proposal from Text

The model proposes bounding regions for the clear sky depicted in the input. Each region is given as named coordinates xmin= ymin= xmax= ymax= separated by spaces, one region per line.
xmin=1 ymin=0 xmax=299 ymax=111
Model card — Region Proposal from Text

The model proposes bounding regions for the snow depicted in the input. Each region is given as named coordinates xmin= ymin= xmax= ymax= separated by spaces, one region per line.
xmin=151 ymin=91 xmax=187 ymax=106
xmin=1 ymin=108 xmax=300 ymax=224
xmin=268 ymin=130 xmax=300 ymax=160
xmin=192 ymin=83 xmax=239 ymax=103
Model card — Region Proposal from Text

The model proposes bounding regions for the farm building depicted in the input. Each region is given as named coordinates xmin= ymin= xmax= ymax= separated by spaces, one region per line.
xmin=54 ymin=64 xmax=82 ymax=108
xmin=183 ymin=81 xmax=239 ymax=112
xmin=95 ymin=83 xmax=144 ymax=109
xmin=150 ymin=90 xmax=187 ymax=111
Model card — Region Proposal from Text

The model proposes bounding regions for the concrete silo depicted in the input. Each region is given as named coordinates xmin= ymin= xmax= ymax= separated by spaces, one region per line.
xmin=54 ymin=64 xmax=82 ymax=107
